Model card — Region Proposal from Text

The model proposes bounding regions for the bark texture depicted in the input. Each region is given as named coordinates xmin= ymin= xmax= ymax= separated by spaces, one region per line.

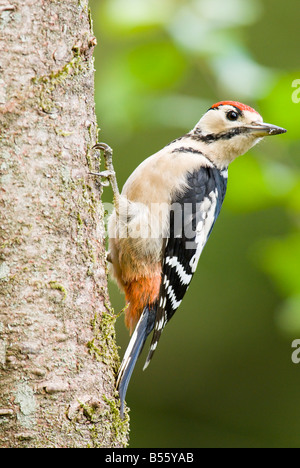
xmin=0 ymin=0 xmax=129 ymax=448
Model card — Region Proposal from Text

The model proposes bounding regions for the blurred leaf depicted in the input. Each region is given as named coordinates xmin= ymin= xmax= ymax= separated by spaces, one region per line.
xmin=288 ymin=181 xmax=300 ymax=214
xmin=211 ymin=48 xmax=277 ymax=99
xmin=259 ymin=72 xmax=300 ymax=141
xmin=141 ymin=94 xmax=211 ymax=129
xmin=95 ymin=42 xmax=187 ymax=138
xmin=275 ymin=296 xmax=300 ymax=335
xmin=102 ymin=0 xmax=175 ymax=33
xmin=168 ymin=8 xmax=237 ymax=55
xmin=225 ymin=155 xmax=275 ymax=212
xmin=258 ymin=233 xmax=300 ymax=297
xmin=224 ymin=151 xmax=298 ymax=212
xmin=127 ymin=41 xmax=187 ymax=91
xmin=95 ymin=52 xmax=138 ymax=135
xmin=168 ymin=0 xmax=262 ymax=56
xmin=260 ymin=160 xmax=298 ymax=200
xmin=197 ymin=0 xmax=262 ymax=26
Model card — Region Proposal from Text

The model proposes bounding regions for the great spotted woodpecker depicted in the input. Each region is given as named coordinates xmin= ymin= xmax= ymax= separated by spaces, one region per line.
xmin=94 ymin=101 xmax=286 ymax=418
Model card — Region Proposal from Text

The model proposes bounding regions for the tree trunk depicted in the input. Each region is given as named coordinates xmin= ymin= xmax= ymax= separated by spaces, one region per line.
xmin=0 ymin=0 xmax=128 ymax=448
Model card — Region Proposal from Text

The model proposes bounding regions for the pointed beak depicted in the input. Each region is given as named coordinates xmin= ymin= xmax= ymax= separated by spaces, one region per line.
xmin=246 ymin=122 xmax=287 ymax=137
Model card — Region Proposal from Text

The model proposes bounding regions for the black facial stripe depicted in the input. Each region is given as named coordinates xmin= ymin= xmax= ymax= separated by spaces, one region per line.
xmin=190 ymin=126 xmax=251 ymax=143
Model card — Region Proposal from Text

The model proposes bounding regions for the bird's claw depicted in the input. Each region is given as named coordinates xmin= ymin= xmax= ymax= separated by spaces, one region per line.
xmin=91 ymin=142 xmax=119 ymax=198
xmin=89 ymin=170 xmax=115 ymax=186
xmin=92 ymin=143 xmax=113 ymax=155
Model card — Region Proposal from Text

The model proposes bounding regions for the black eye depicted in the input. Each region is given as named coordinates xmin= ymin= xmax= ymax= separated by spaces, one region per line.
xmin=227 ymin=110 xmax=239 ymax=121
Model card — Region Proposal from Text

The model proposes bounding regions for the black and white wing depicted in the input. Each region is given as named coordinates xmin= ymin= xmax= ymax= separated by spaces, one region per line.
xmin=143 ymin=165 xmax=227 ymax=369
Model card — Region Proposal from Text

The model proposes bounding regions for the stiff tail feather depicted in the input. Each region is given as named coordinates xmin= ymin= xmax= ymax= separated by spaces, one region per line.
xmin=116 ymin=305 xmax=156 ymax=418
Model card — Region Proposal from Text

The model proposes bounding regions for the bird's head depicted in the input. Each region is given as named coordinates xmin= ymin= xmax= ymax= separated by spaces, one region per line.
xmin=192 ymin=101 xmax=286 ymax=167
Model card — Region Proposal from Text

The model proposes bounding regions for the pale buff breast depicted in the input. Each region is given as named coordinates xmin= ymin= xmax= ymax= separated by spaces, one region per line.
xmin=108 ymin=143 xmax=213 ymax=286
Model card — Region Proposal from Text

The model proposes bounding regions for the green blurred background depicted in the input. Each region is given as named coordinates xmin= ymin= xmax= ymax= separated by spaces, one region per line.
xmin=89 ymin=0 xmax=300 ymax=447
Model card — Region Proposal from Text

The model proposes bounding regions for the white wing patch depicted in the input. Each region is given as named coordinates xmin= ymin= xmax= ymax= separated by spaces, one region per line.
xmin=189 ymin=188 xmax=218 ymax=273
